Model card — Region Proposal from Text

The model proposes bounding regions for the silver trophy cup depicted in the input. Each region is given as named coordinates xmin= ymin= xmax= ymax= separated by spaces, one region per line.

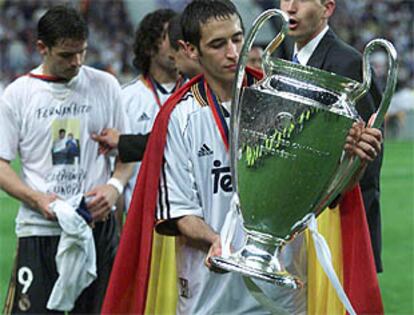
xmin=210 ymin=9 xmax=398 ymax=289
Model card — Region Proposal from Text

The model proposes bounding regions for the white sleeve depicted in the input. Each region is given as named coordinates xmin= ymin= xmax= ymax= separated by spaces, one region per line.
xmin=0 ymin=93 xmax=20 ymax=161
xmin=122 ymin=90 xmax=136 ymax=135
xmin=156 ymin=111 xmax=203 ymax=227
xmin=108 ymin=77 xmax=131 ymax=134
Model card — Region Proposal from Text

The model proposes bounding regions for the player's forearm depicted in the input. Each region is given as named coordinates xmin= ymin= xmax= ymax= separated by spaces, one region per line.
xmin=176 ymin=215 xmax=220 ymax=248
xmin=111 ymin=158 xmax=135 ymax=186
xmin=0 ymin=159 xmax=44 ymax=210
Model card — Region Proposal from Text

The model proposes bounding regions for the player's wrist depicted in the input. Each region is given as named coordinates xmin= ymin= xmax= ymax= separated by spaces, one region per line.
xmin=112 ymin=130 xmax=121 ymax=147
xmin=107 ymin=177 xmax=124 ymax=195
xmin=29 ymin=191 xmax=47 ymax=211
xmin=30 ymin=191 xmax=56 ymax=220
xmin=210 ymin=233 xmax=220 ymax=245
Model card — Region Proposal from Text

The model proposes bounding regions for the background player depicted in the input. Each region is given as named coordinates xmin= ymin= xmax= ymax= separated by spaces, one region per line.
xmin=0 ymin=6 xmax=133 ymax=314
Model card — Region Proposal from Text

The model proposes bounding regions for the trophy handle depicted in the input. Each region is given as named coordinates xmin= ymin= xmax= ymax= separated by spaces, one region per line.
xmin=319 ymin=40 xmax=398 ymax=212
xmin=230 ymin=9 xmax=289 ymax=191
xmin=351 ymin=39 xmax=398 ymax=127
xmin=261 ymin=12 xmax=290 ymax=77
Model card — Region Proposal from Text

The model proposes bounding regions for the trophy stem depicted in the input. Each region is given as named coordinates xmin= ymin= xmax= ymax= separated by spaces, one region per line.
xmin=210 ymin=230 xmax=303 ymax=289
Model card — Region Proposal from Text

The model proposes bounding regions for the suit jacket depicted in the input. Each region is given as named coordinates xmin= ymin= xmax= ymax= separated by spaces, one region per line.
xmin=275 ymin=29 xmax=383 ymax=271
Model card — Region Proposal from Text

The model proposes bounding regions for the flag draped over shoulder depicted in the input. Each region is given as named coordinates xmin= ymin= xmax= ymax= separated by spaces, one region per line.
xmin=341 ymin=186 xmax=383 ymax=314
xmin=307 ymin=186 xmax=383 ymax=315
xmin=144 ymin=233 xmax=177 ymax=315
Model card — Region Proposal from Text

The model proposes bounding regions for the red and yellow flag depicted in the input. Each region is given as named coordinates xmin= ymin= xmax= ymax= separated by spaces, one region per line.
xmin=307 ymin=186 xmax=383 ymax=315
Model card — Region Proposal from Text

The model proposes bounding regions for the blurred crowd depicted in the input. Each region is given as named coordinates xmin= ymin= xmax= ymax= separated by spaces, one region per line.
xmin=0 ymin=0 xmax=135 ymax=91
xmin=331 ymin=0 xmax=414 ymax=138
xmin=332 ymin=0 xmax=413 ymax=89
xmin=1 ymin=0 xmax=413 ymax=135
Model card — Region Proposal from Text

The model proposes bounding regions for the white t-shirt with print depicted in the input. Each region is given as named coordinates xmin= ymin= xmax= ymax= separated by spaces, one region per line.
xmin=0 ymin=65 xmax=129 ymax=237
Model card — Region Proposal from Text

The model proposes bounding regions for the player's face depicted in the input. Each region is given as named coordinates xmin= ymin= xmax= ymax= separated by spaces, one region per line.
xmin=195 ymin=14 xmax=244 ymax=85
xmin=39 ymin=38 xmax=87 ymax=80
xmin=280 ymin=0 xmax=334 ymax=48
xmin=152 ymin=24 xmax=177 ymax=76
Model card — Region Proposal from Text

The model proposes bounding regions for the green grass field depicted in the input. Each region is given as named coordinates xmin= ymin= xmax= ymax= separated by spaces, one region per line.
xmin=0 ymin=159 xmax=21 ymax=310
xmin=377 ymin=141 xmax=414 ymax=314
xmin=0 ymin=141 xmax=413 ymax=313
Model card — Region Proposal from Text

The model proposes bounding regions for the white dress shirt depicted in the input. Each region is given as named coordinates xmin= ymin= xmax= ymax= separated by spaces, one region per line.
xmin=293 ymin=26 xmax=329 ymax=65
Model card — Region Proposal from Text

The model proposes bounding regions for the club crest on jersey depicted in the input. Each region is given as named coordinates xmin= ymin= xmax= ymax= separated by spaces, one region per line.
xmin=212 ymin=160 xmax=232 ymax=194
xmin=18 ymin=294 xmax=31 ymax=312
xmin=198 ymin=144 xmax=213 ymax=157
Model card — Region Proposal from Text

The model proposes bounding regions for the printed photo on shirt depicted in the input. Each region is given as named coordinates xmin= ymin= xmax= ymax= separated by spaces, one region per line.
xmin=51 ymin=119 xmax=81 ymax=166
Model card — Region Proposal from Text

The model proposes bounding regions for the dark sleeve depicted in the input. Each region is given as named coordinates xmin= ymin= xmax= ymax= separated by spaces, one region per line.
xmin=118 ymin=133 xmax=149 ymax=163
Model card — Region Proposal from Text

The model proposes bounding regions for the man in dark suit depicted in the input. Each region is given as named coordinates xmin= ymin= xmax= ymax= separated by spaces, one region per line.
xmin=278 ymin=0 xmax=384 ymax=272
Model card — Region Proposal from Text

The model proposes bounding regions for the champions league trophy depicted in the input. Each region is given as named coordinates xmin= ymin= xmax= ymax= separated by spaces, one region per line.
xmin=210 ymin=9 xmax=398 ymax=289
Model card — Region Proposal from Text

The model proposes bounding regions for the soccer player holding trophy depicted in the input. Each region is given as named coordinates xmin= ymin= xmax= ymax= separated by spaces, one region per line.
xmin=103 ymin=1 xmax=395 ymax=314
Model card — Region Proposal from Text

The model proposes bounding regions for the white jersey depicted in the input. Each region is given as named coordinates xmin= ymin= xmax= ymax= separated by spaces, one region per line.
xmin=155 ymin=81 xmax=307 ymax=314
xmin=122 ymin=76 xmax=179 ymax=208
xmin=155 ymin=84 xmax=267 ymax=315
xmin=0 ymin=65 xmax=129 ymax=237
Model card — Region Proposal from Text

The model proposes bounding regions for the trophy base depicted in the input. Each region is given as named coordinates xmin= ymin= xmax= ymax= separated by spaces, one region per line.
xmin=210 ymin=256 xmax=303 ymax=289
xmin=210 ymin=231 xmax=303 ymax=289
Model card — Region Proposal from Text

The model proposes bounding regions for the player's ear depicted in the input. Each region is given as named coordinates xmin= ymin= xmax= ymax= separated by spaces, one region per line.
xmin=178 ymin=40 xmax=192 ymax=58
xmin=187 ymin=42 xmax=200 ymax=61
xmin=36 ymin=40 xmax=48 ymax=56
xmin=178 ymin=40 xmax=187 ymax=51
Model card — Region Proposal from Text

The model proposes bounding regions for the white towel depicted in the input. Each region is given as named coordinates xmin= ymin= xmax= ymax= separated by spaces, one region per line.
xmin=47 ymin=195 xmax=97 ymax=311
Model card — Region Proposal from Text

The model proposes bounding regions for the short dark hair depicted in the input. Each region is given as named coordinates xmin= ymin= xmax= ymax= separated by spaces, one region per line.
xmin=132 ymin=9 xmax=177 ymax=74
xmin=168 ymin=14 xmax=183 ymax=51
xmin=37 ymin=6 xmax=88 ymax=48
xmin=181 ymin=0 xmax=243 ymax=50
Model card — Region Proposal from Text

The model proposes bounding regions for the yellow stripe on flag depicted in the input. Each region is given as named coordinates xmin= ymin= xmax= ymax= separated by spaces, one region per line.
xmin=306 ymin=206 xmax=345 ymax=315
xmin=144 ymin=232 xmax=177 ymax=315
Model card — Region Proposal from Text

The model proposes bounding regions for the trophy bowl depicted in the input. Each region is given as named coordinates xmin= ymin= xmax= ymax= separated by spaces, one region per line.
xmin=210 ymin=9 xmax=398 ymax=289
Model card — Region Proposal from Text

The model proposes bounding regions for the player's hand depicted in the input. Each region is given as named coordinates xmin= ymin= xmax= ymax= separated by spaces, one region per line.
xmin=85 ymin=184 xmax=119 ymax=222
xmin=344 ymin=121 xmax=382 ymax=163
xmin=344 ymin=121 xmax=364 ymax=153
xmin=91 ymin=128 xmax=121 ymax=155
xmin=205 ymin=235 xmax=228 ymax=273
xmin=354 ymin=127 xmax=382 ymax=162
xmin=33 ymin=192 xmax=58 ymax=220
